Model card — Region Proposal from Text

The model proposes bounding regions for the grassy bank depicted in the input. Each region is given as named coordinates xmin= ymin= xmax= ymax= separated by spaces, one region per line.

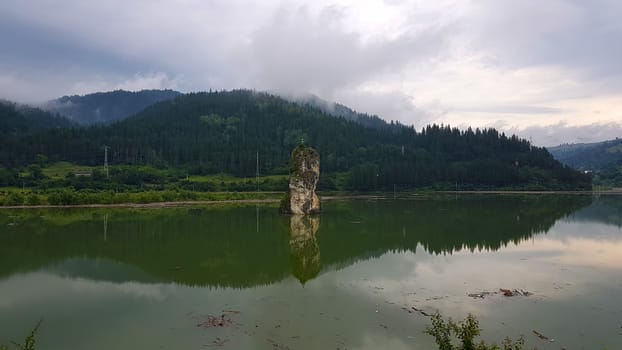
xmin=0 ymin=187 xmax=283 ymax=207
xmin=2 ymin=187 xmax=618 ymax=208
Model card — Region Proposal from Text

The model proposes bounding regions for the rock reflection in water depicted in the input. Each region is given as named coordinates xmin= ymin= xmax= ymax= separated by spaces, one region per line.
xmin=289 ymin=215 xmax=321 ymax=285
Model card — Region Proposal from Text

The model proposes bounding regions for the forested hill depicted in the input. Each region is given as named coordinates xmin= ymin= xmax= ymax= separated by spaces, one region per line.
xmin=291 ymin=94 xmax=389 ymax=129
xmin=549 ymin=139 xmax=622 ymax=187
xmin=42 ymin=89 xmax=181 ymax=125
xmin=0 ymin=101 xmax=75 ymax=137
xmin=549 ymin=139 xmax=622 ymax=170
xmin=2 ymin=90 xmax=590 ymax=190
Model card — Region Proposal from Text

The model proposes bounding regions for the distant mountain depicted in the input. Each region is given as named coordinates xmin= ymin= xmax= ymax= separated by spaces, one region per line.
xmin=0 ymin=100 xmax=75 ymax=137
xmin=289 ymin=94 xmax=391 ymax=129
xmin=2 ymin=90 xmax=591 ymax=190
xmin=548 ymin=139 xmax=622 ymax=170
xmin=42 ymin=89 xmax=181 ymax=125
xmin=549 ymin=138 xmax=622 ymax=186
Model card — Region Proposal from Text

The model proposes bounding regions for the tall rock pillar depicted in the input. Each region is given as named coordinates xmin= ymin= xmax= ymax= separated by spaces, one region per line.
xmin=280 ymin=145 xmax=321 ymax=215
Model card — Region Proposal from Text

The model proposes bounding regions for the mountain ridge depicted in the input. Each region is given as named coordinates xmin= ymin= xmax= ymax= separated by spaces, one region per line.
xmin=548 ymin=138 xmax=622 ymax=169
xmin=286 ymin=93 xmax=391 ymax=129
xmin=548 ymin=138 xmax=622 ymax=186
xmin=0 ymin=100 xmax=75 ymax=137
xmin=0 ymin=89 xmax=591 ymax=190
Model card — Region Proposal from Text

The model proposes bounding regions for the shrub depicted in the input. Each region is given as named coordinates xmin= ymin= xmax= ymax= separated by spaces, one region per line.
xmin=425 ymin=313 xmax=525 ymax=350
xmin=25 ymin=194 xmax=41 ymax=206
xmin=2 ymin=320 xmax=41 ymax=350
xmin=5 ymin=192 xmax=25 ymax=206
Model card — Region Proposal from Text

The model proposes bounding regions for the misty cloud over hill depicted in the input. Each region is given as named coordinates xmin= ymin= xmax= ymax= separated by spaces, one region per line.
xmin=42 ymin=89 xmax=181 ymax=125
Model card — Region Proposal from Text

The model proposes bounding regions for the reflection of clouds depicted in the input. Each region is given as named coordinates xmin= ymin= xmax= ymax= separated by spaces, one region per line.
xmin=549 ymin=220 xmax=622 ymax=241
xmin=502 ymin=219 xmax=622 ymax=269
xmin=328 ymin=218 xmax=622 ymax=312
xmin=69 ymin=278 xmax=171 ymax=301
xmin=329 ymin=251 xmax=422 ymax=296
xmin=504 ymin=237 xmax=622 ymax=270
xmin=359 ymin=333 xmax=412 ymax=350
xmin=323 ymin=221 xmax=622 ymax=349
xmin=2 ymin=221 xmax=621 ymax=349
xmin=0 ymin=272 xmax=172 ymax=310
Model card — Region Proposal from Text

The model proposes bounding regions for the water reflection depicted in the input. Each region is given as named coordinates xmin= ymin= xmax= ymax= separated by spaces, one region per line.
xmin=0 ymin=195 xmax=599 ymax=288
xmin=289 ymin=215 xmax=321 ymax=285
xmin=568 ymin=195 xmax=622 ymax=227
xmin=2 ymin=195 xmax=622 ymax=350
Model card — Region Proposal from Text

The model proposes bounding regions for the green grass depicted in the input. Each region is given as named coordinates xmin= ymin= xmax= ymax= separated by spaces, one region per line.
xmin=41 ymin=162 xmax=95 ymax=179
xmin=0 ymin=188 xmax=283 ymax=206
xmin=188 ymin=174 xmax=288 ymax=183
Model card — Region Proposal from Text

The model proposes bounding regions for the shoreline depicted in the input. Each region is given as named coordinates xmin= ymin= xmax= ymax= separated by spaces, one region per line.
xmin=0 ymin=190 xmax=620 ymax=209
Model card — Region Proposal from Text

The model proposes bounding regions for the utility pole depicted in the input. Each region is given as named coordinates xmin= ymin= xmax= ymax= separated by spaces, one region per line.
xmin=103 ymin=145 xmax=110 ymax=179
xmin=256 ymin=151 xmax=259 ymax=192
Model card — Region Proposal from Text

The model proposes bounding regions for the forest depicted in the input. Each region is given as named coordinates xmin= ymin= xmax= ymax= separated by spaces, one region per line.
xmin=0 ymin=90 xmax=592 ymax=201
xmin=549 ymin=138 xmax=622 ymax=187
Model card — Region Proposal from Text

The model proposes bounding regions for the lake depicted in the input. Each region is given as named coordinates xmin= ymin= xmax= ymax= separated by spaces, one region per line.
xmin=1 ymin=195 xmax=621 ymax=349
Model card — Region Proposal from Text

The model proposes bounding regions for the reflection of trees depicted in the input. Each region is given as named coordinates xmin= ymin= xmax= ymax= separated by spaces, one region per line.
xmin=0 ymin=207 xmax=292 ymax=288
xmin=317 ymin=195 xmax=593 ymax=268
xmin=0 ymin=195 xmax=593 ymax=288
xmin=289 ymin=215 xmax=321 ymax=285
xmin=570 ymin=196 xmax=622 ymax=227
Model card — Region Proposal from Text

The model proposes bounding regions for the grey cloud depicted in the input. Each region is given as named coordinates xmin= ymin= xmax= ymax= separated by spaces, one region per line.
xmin=0 ymin=0 xmax=243 ymax=101
xmin=466 ymin=0 xmax=622 ymax=82
xmin=234 ymin=5 xmax=450 ymax=97
xmin=507 ymin=121 xmax=622 ymax=147
xmin=334 ymin=90 xmax=431 ymax=126
xmin=1 ymin=0 xmax=621 ymax=148
xmin=0 ymin=16 xmax=151 ymax=75
xmin=451 ymin=105 xmax=562 ymax=115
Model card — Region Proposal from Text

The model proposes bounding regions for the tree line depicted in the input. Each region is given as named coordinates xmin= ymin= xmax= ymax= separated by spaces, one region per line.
xmin=0 ymin=90 xmax=591 ymax=191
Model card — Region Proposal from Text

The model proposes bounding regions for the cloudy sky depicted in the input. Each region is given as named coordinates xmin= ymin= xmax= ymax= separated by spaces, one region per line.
xmin=1 ymin=0 xmax=621 ymax=146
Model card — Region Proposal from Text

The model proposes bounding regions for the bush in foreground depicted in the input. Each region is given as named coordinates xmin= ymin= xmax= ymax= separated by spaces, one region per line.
xmin=1 ymin=320 xmax=40 ymax=350
xmin=426 ymin=314 xmax=526 ymax=350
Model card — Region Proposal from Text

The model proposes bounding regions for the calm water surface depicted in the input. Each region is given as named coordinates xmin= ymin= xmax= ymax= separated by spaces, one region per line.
xmin=1 ymin=195 xmax=621 ymax=349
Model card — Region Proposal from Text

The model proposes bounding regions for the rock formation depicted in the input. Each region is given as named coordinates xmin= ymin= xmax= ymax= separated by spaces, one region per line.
xmin=289 ymin=215 xmax=321 ymax=285
xmin=280 ymin=144 xmax=321 ymax=215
